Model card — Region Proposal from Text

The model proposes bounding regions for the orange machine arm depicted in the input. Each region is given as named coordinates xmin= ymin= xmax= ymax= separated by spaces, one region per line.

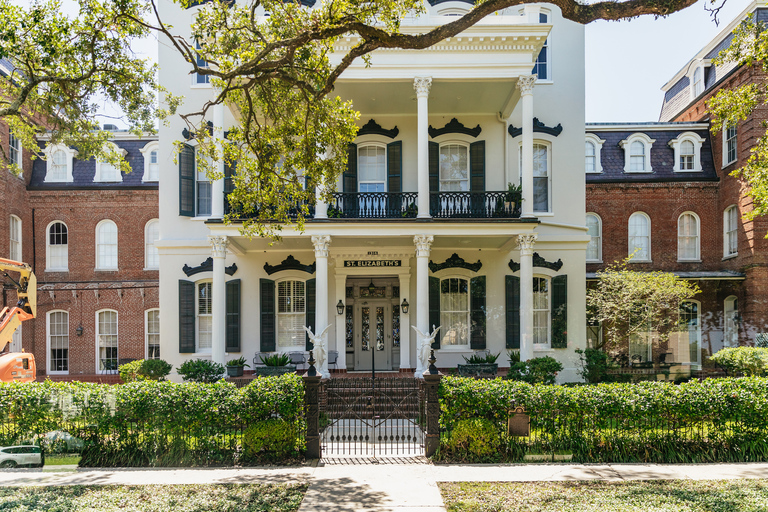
xmin=0 ymin=258 xmax=36 ymax=353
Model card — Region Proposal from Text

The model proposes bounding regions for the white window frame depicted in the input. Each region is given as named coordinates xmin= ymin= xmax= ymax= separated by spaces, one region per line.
xmin=9 ymin=214 xmax=21 ymax=261
xmin=585 ymin=134 xmax=605 ymax=174
xmin=532 ymin=275 xmax=551 ymax=349
xmin=586 ymin=213 xmax=602 ymax=263
xmin=46 ymin=310 xmax=69 ymax=375
xmin=620 ymin=133 xmax=655 ymax=173
xmin=196 ymin=280 xmax=213 ymax=353
xmin=724 ymin=296 xmax=739 ymax=349
xmin=139 ymin=141 xmax=160 ymax=182
xmin=628 ymin=212 xmax=651 ymax=262
xmin=144 ymin=219 xmax=160 ymax=270
xmin=191 ymin=39 xmax=212 ymax=88
xmin=723 ymin=123 xmax=737 ymax=167
xmin=196 ymin=150 xmax=212 ymax=218
xmin=678 ymin=300 xmax=701 ymax=367
xmin=277 ymin=278 xmax=306 ymax=350
xmin=677 ymin=211 xmax=700 ymax=262
xmin=145 ymin=308 xmax=160 ymax=359
xmin=669 ymin=132 xmax=704 ymax=172
xmin=692 ymin=66 xmax=703 ymax=98
xmin=8 ymin=130 xmax=21 ymax=168
xmin=357 ymin=143 xmax=387 ymax=193
xmin=439 ymin=276 xmax=471 ymax=349
xmin=43 ymin=144 xmax=77 ymax=183
xmin=45 ymin=220 xmax=68 ymax=272
xmin=96 ymin=309 xmax=119 ymax=374
xmin=438 ymin=142 xmax=470 ymax=192
xmin=95 ymin=219 xmax=118 ymax=271
xmin=94 ymin=142 xmax=126 ymax=183
xmin=519 ymin=140 xmax=552 ymax=213
xmin=724 ymin=205 xmax=738 ymax=258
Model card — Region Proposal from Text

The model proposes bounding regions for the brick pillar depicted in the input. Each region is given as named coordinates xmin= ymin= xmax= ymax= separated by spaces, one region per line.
xmin=303 ymin=373 xmax=322 ymax=459
xmin=423 ymin=367 xmax=441 ymax=458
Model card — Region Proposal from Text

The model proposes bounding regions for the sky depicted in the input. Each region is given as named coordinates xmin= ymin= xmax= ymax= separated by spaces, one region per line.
xmin=585 ymin=0 xmax=751 ymax=122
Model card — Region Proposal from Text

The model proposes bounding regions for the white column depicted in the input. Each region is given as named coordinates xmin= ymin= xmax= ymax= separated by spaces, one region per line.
xmin=209 ymin=235 xmax=229 ymax=369
xmin=211 ymin=103 xmax=225 ymax=219
xmin=517 ymin=75 xmax=536 ymax=218
xmin=335 ymin=274 xmax=347 ymax=370
xmin=414 ymin=234 xmax=434 ymax=377
xmin=399 ymin=274 xmax=411 ymax=371
xmin=517 ymin=233 xmax=537 ymax=361
xmin=414 ymin=77 xmax=432 ymax=219
xmin=311 ymin=235 xmax=331 ymax=378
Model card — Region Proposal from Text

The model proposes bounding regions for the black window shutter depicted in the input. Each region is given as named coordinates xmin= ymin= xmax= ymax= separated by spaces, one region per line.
xmin=179 ymin=280 xmax=195 ymax=353
xmin=506 ymin=276 xmax=520 ymax=349
xmin=305 ymin=279 xmax=316 ymax=351
xmin=344 ymin=143 xmax=357 ymax=193
xmin=260 ymin=279 xmax=276 ymax=352
xmin=387 ymin=141 xmax=402 ymax=193
xmin=225 ymin=279 xmax=241 ymax=353
xmin=551 ymin=275 xmax=568 ymax=349
xmin=470 ymin=141 xmax=485 ymax=191
xmin=179 ymin=144 xmax=195 ymax=217
xmin=223 ymin=159 xmax=235 ymax=215
xmin=429 ymin=276 xmax=441 ymax=349
xmin=470 ymin=276 xmax=486 ymax=350
xmin=428 ymin=141 xmax=439 ymax=192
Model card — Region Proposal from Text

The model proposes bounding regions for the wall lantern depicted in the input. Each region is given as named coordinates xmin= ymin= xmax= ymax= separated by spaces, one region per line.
xmin=401 ymin=299 xmax=409 ymax=314
xmin=336 ymin=300 xmax=345 ymax=315
xmin=76 ymin=325 xmax=84 ymax=337
xmin=367 ymin=279 xmax=377 ymax=294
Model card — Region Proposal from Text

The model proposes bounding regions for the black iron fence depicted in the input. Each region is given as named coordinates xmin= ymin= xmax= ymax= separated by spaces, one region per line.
xmin=430 ymin=191 xmax=521 ymax=218
xmin=328 ymin=192 xmax=419 ymax=219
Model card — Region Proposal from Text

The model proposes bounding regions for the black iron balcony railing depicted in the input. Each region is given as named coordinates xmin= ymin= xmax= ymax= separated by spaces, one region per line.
xmin=430 ymin=191 xmax=521 ymax=218
xmin=224 ymin=194 xmax=315 ymax=220
xmin=328 ymin=192 xmax=419 ymax=219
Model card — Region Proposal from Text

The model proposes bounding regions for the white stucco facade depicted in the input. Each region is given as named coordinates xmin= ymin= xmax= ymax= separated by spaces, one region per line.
xmin=156 ymin=0 xmax=588 ymax=382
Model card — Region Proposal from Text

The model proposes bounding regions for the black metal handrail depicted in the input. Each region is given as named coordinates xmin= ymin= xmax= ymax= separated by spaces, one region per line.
xmin=224 ymin=192 xmax=315 ymax=220
xmin=328 ymin=192 xmax=419 ymax=219
xmin=430 ymin=191 xmax=521 ymax=219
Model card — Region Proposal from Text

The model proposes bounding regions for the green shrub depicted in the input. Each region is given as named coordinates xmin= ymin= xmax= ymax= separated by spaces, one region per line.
xmin=226 ymin=356 xmax=249 ymax=368
xmin=243 ymin=418 xmax=297 ymax=459
xmin=177 ymin=359 xmax=225 ymax=383
xmin=575 ymin=348 xmax=613 ymax=383
xmin=463 ymin=352 xmax=499 ymax=364
xmin=260 ymin=353 xmax=291 ymax=367
xmin=119 ymin=360 xmax=145 ymax=383
xmin=710 ymin=347 xmax=768 ymax=376
xmin=445 ymin=418 xmax=499 ymax=457
xmin=140 ymin=359 xmax=172 ymax=381
xmin=506 ymin=356 xmax=563 ymax=385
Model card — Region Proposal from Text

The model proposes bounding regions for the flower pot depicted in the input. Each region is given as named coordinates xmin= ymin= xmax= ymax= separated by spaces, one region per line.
xmin=255 ymin=365 xmax=296 ymax=377
xmin=227 ymin=365 xmax=244 ymax=377
xmin=457 ymin=363 xmax=498 ymax=378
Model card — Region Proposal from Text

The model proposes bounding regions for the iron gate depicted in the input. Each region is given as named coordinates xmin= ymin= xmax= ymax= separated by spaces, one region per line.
xmin=320 ymin=377 xmax=425 ymax=457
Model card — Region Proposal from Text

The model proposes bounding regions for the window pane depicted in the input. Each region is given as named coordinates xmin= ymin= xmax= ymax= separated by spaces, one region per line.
xmin=9 ymin=216 xmax=21 ymax=261
xmin=532 ymin=277 xmax=549 ymax=345
xmin=145 ymin=221 xmax=160 ymax=269
xmin=48 ymin=222 xmax=68 ymax=269
xmin=51 ymin=150 xmax=67 ymax=180
xmin=439 ymin=144 xmax=469 ymax=191
xmin=629 ymin=214 xmax=649 ymax=260
xmin=98 ymin=311 xmax=118 ymax=372
xmin=358 ymin=146 xmax=386 ymax=184
xmin=49 ymin=311 xmax=69 ymax=372
xmin=586 ymin=214 xmax=600 ymax=261
xmin=147 ymin=310 xmax=160 ymax=359
xmin=97 ymin=222 xmax=118 ymax=269
xmin=277 ymin=281 xmax=305 ymax=348
xmin=197 ymin=181 xmax=211 ymax=216
xmin=440 ymin=278 xmax=469 ymax=346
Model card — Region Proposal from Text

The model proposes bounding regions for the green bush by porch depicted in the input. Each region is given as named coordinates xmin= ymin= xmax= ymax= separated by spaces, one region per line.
xmin=438 ymin=376 xmax=768 ymax=463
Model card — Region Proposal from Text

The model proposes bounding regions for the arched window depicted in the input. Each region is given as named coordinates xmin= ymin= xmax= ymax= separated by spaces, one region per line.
xmin=96 ymin=220 xmax=118 ymax=270
xmin=440 ymin=277 xmax=469 ymax=347
xmin=585 ymin=141 xmax=596 ymax=173
xmin=51 ymin=150 xmax=67 ymax=181
xmin=724 ymin=205 xmax=738 ymax=257
xmin=46 ymin=221 xmax=68 ymax=271
xmin=533 ymin=276 xmax=551 ymax=346
xmin=146 ymin=309 xmax=160 ymax=359
xmin=97 ymin=309 xmax=118 ymax=373
xmin=621 ymin=133 xmax=655 ymax=173
xmin=439 ymin=143 xmax=468 ymax=191
xmin=680 ymin=141 xmax=695 ymax=170
xmin=628 ymin=212 xmax=650 ymax=261
xmin=47 ymin=310 xmax=69 ymax=374
xmin=692 ymin=67 xmax=703 ymax=97
xmin=140 ymin=141 xmax=160 ymax=182
xmin=277 ymin=280 xmax=306 ymax=348
xmin=724 ymin=296 xmax=739 ymax=349
xmin=671 ymin=132 xmax=704 ymax=172
xmin=197 ymin=281 xmax=213 ymax=352
xmin=679 ymin=300 xmax=701 ymax=366
xmin=9 ymin=215 xmax=21 ymax=261
xmin=586 ymin=213 xmax=601 ymax=262
xmin=630 ymin=141 xmax=646 ymax=171
xmin=678 ymin=212 xmax=700 ymax=261
xmin=144 ymin=219 xmax=160 ymax=270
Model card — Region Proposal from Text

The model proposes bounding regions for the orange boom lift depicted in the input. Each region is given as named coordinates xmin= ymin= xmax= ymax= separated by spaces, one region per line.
xmin=0 ymin=258 xmax=37 ymax=382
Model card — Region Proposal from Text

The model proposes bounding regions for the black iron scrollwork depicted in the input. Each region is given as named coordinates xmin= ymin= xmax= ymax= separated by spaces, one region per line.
xmin=428 ymin=118 xmax=482 ymax=139
xmin=183 ymin=258 xmax=238 ymax=277
xmin=429 ymin=253 xmax=482 ymax=273
xmin=264 ymin=255 xmax=316 ymax=275
xmin=507 ymin=117 xmax=563 ymax=138
xmin=357 ymin=119 xmax=400 ymax=139
xmin=508 ymin=252 xmax=563 ymax=272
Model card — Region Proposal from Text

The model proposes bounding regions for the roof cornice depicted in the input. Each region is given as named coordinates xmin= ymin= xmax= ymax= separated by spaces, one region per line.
xmin=586 ymin=122 xmax=709 ymax=132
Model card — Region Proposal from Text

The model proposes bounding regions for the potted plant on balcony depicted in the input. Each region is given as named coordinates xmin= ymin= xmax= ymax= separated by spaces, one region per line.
xmin=255 ymin=353 xmax=296 ymax=376
xmin=505 ymin=182 xmax=523 ymax=212
xmin=226 ymin=356 xmax=250 ymax=377
xmin=457 ymin=352 xmax=500 ymax=378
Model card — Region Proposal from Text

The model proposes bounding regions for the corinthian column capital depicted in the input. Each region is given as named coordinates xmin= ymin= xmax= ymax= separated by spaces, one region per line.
xmin=517 ymin=75 xmax=537 ymax=96
xmin=516 ymin=233 xmax=538 ymax=256
xmin=414 ymin=235 xmax=434 ymax=258
xmin=311 ymin=235 xmax=332 ymax=258
xmin=413 ymin=77 xmax=432 ymax=98
xmin=208 ymin=236 xmax=229 ymax=259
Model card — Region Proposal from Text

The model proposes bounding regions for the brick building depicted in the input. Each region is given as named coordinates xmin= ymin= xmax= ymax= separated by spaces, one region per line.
xmin=1 ymin=126 xmax=159 ymax=381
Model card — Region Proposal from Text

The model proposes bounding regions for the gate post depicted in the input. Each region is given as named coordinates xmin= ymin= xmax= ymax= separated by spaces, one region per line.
xmin=423 ymin=350 xmax=442 ymax=457
xmin=304 ymin=361 xmax=322 ymax=459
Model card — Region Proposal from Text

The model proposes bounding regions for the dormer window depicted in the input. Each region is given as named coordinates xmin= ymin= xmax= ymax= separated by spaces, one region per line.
xmin=585 ymin=134 xmax=605 ymax=173
xmin=139 ymin=141 xmax=160 ymax=182
xmin=43 ymin=144 xmax=77 ymax=183
xmin=669 ymin=131 xmax=704 ymax=172
xmin=94 ymin=143 xmax=127 ymax=183
xmin=692 ymin=67 xmax=703 ymax=97
xmin=620 ymin=133 xmax=655 ymax=173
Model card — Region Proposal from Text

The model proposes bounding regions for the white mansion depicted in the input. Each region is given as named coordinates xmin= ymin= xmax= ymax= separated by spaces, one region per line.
xmin=156 ymin=0 xmax=589 ymax=381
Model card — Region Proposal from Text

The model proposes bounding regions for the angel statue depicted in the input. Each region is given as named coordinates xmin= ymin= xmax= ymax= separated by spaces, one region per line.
xmin=303 ymin=325 xmax=332 ymax=378
xmin=411 ymin=324 xmax=441 ymax=378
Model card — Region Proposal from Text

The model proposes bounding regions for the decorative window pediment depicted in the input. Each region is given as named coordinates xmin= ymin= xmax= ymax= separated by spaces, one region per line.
xmin=669 ymin=132 xmax=704 ymax=172
xmin=140 ymin=141 xmax=160 ymax=182
xmin=94 ymin=142 xmax=127 ymax=183
xmin=43 ymin=143 xmax=78 ymax=183
xmin=585 ymin=134 xmax=605 ymax=173
xmin=620 ymin=133 xmax=655 ymax=173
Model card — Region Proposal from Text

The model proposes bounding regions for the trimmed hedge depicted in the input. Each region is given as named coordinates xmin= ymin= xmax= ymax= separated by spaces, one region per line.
xmin=439 ymin=376 xmax=768 ymax=463
xmin=0 ymin=374 xmax=305 ymax=467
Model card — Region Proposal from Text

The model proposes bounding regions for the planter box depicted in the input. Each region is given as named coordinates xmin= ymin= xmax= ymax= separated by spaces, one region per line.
xmin=226 ymin=366 xmax=245 ymax=378
xmin=254 ymin=365 xmax=296 ymax=377
xmin=457 ymin=363 xmax=498 ymax=378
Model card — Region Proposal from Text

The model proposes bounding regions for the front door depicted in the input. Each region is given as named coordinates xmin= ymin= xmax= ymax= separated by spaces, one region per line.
xmin=355 ymin=300 xmax=391 ymax=371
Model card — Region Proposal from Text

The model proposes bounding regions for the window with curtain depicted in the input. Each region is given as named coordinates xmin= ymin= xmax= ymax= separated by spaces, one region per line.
xmin=677 ymin=213 xmax=699 ymax=261
xmin=628 ymin=212 xmax=650 ymax=261
xmin=48 ymin=311 xmax=69 ymax=373
xmin=629 ymin=141 xmax=646 ymax=171
xmin=439 ymin=144 xmax=469 ymax=191
xmin=97 ymin=310 xmax=118 ymax=373
xmin=533 ymin=277 xmax=550 ymax=345
xmin=533 ymin=143 xmax=549 ymax=211
xmin=197 ymin=282 xmax=212 ymax=351
xmin=724 ymin=206 xmax=738 ymax=256
xmin=440 ymin=278 xmax=469 ymax=347
xmin=680 ymin=140 xmax=695 ymax=170
xmin=96 ymin=220 xmax=118 ymax=270
xmin=9 ymin=215 xmax=21 ymax=261
xmin=358 ymin=145 xmax=386 ymax=192
xmin=47 ymin=222 xmax=68 ymax=271
xmin=586 ymin=213 xmax=601 ymax=262
xmin=278 ymin=280 xmax=305 ymax=348
xmin=146 ymin=309 xmax=160 ymax=359
xmin=145 ymin=220 xmax=160 ymax=269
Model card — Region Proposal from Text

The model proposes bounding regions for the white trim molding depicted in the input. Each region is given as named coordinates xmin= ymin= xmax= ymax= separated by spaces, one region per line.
xmin=585 ymin=133 xmax=605 ymax=173
xmin=43 ymin=143 xmax=78 ymax=183
xmin=94 ymin=142 xmax=127 ymax=183
xmin=139 ymin=141 xmax=160 ymax=182
xmin=620 ymin=133 xmax=655 ymax=173
xmin=669 ymin=131 xmax=705 ymax=172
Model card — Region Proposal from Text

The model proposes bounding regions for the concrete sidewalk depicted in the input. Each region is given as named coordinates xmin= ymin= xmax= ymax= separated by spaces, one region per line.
xmin=2 ymin=461 xmax=768 ymax=511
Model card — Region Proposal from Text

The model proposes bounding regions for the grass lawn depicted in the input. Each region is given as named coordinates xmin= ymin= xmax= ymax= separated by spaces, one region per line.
xmin=0 ymin=483 xmax=307 ymax=511
xmin=439 ymin=480 xmax=768 ymax=512
xmin=44 ymin=455 xmax=81 ymax=466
